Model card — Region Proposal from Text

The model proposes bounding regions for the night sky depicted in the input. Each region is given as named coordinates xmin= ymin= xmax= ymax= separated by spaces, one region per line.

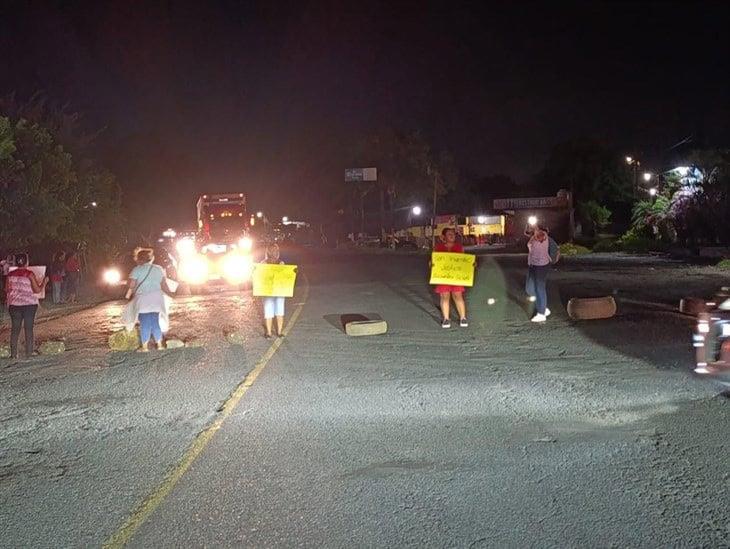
xmin=2 ymin=0 xmax=728 ymax=226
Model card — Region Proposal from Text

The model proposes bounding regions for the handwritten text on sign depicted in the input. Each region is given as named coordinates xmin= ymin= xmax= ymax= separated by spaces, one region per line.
xmin=429 ymin=252 xmax=476 ymax=287
xmin=252 ymin=264 xmax=298 ymax=297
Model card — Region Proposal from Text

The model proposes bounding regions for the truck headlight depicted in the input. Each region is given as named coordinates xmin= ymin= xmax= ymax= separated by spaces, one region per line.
xmin=176 ymin=238 xmax=196 ymax=257
xmin=238 ymin=237 xmax=253 ymax=252
xmin=222 ymin=253 xmax=253 ymax=283
xmin=179 ymin=255 xmax=209 ymax=285
xmin=102 ymin=268 xmax=122 ymax=285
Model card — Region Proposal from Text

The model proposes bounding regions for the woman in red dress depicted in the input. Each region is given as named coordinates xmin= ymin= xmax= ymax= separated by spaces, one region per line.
xmin=434 ymin=227 xmax=468 ymax=328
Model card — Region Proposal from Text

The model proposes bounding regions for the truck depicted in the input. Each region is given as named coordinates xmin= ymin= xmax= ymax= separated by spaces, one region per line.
xmin=175 ymin=193 xmax=256 ymax=289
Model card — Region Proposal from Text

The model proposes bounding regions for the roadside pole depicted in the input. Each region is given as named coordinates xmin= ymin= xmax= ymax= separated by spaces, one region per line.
xmin=431 ymin=167 xmax=438 ymax=248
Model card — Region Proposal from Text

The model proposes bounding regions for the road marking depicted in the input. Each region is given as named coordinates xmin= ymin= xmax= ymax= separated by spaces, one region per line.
xmin=103 ymin=277 xmax=310 ymax=548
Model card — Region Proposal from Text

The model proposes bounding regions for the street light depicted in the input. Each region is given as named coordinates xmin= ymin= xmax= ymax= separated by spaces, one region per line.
xmin=256 ymin=211 xmax=263 ymax=218
xmin=625 ymin=156 xmax=633 ymax=164
xmin=643 ymin=172 xmax=652 ymax=182
xmin=411 ymin=206 xmax=422 ymax=216
xmin=649 ymin=187 xmax=658 ymax=197
xmin=282 ymin=216 xmax=289 ymax=223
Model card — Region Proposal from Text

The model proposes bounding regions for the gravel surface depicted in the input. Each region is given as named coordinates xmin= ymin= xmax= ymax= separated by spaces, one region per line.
xmin=1 ymin=252 xmax=728 ymax=547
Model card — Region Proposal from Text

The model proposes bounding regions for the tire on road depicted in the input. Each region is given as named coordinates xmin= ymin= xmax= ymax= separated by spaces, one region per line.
xmin=345 ymin=319 xmax=388 ymax=336
xmin=679 ymin=297 xmax=709 ymax=316
xmin=567 ymin=296 xmax=617 ymax=320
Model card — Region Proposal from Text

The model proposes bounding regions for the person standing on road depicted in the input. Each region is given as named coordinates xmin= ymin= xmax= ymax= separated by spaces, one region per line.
xmin=50 ymin=251 xmax=66 ymax=305
xmin=261 ymin=243 xmax=287 ymax=339
xmin=434 ymin=227 xmax=468 ymax=328
xmin=64 ymin=251 xmax=81 ymax=303
xmin=0 ymin=254 xmax=11 ymax=315
xmin=5 ymin=253 xmax=48 ymax=359
xmin=126 ymin=248 xmax=174 ymax=352
xmin=527 ymin=228 xmax=552 ymax=322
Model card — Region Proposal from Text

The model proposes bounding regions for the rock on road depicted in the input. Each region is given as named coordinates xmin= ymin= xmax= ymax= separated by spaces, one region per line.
xmin=1 ymin=252 xmax=728 ymax=548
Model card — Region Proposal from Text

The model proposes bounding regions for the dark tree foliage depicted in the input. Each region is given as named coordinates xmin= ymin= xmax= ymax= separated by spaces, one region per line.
xmin=537 ymin=139 xmax=634 ymax=227
xmin=671 ymin=150 xmax=730 ymax=246
xmin=0 ymin=97 xmax=126 ymax=261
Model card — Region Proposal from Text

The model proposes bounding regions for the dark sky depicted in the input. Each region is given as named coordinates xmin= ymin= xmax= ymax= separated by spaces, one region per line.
xmin=2 ymin=0 xmax=728 ymax=225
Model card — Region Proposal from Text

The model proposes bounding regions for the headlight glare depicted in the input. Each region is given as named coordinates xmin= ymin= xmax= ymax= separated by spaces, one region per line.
xmin=222 ymin=253 xmax=253 ymax=283
xmin=179 ymin=255 xmax=209 ymax=285
xmin=102 ymin=268 xmax=122 ymax=285
xmin=239 ymin=237 xmax=253 ymax=252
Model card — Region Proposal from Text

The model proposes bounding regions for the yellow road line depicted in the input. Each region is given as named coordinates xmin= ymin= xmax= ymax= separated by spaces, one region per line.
xmin=104 ymin=278 xmax=310 ymax=548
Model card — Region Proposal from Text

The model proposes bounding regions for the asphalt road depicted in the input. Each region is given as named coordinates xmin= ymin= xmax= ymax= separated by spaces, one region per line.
xmin=1 ymin=252 xmax=728 ymax=548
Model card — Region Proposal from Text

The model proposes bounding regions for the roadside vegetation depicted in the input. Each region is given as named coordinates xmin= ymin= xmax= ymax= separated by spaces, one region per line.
xmin=0 ymin=95 xmax=126 ymax=266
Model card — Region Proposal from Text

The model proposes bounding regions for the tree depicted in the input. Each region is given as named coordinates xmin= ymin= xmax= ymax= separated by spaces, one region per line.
xmin=577 ymin=200 xmax=612 ymax=237
xmin=351 ymin=129 xmax=457 ymax=233
xmin=0 ymin=112 xmax=126 ymax=260
xmin=670 ymin=149 xmax=730 ymax=245
xmin=440 ymin=173 xmax=525 ymax=215
xmin=631 ymin=196 xmax=674 ymax=241
xmin=538 ymin=139 xmax=634 ymax=228
xmin=0 ymin=118 xmax=77 ymax=247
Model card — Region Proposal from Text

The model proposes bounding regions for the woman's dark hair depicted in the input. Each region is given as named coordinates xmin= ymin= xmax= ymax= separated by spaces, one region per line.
xmin=265 ymin=243 xmax=280 ymax=261
xmin=134 ymin=248 xmax=154 ymax=264
xmin=14 ymin=253 xmax=29 ymax=267
xmin=441 ymin=227 xmax=455 ymax=236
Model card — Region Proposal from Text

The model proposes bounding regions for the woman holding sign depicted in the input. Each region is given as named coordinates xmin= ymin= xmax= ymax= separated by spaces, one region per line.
xmin=5 ymin=253 xmax=48 ymax=359
xmin=261 ymin=243 xmax=287 ymax=339
xmin=434 ymin=228 xmax=468 ymax=328
xmin=527 ymin=228 xmax=552 ymax=322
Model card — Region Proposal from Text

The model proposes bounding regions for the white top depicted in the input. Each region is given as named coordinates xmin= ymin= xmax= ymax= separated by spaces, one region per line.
xmin=130 ymin=263 xmax=166 ymax=314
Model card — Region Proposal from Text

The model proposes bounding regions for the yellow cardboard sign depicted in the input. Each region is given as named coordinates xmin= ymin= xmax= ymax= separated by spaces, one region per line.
xmin=252 ymin=264 xmax=298 ymax=297
xmin=429 ymin=252 xmax=476 ymax=287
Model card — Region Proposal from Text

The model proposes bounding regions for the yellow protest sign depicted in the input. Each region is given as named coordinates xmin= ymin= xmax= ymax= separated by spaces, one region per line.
xmin=252 ymin=264 xmax=298 ymax=297
xmin=429 ymin=252 xmax=476 ymax=287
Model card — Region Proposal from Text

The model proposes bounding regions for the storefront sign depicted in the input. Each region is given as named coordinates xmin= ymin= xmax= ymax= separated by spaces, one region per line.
xmin=493 ymin=196 xmax=568 ymax=210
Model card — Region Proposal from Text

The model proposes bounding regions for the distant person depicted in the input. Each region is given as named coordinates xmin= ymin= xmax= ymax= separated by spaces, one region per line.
xmin=50 ymin=251 xmax=66 ymax=304
xmin=5 ymin=253 xmax=48 ymax=359
xmin=126 ymin=248 xmax=175 ymax=352
xmin=433 ymin=227 xmax=468 ymax=328
xmin=526 ymin=228 xmax=552 ymax=322
xmin=261 ymin=243 xmax=287 ymax=339
xmin=64 ymin=251 xmax=81 ymax=303
xmin=0 ymin=254 xmax=12 ymax=310
xmin=524 ymin=224 xmax=559 ymax=303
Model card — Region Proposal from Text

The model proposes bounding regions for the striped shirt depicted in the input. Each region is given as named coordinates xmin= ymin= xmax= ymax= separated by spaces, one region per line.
xmin=6 ymin=268 xmax=39 ymax=306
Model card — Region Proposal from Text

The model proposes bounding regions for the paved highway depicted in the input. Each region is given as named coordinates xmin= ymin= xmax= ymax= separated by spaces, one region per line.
xmin=1 ymin=252 xmax=727 ymax=547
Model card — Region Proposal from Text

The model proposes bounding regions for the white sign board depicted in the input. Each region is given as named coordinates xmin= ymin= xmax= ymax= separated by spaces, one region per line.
xmin=493 ymin=196 xmax=568 ymax=210
xmin=345 ymin=167 xmax=377 ymax=182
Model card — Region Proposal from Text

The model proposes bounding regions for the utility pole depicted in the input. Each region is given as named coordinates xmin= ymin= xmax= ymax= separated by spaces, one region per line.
xmin=431 ymin=166 xmax=438 ymax=248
